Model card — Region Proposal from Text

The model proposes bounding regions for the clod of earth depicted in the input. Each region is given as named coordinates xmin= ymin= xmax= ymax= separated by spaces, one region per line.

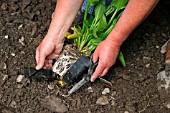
xmin=96 ymin=96 xmax=109 ymax=105
xmin=41 ymin=96 xmax=68 ymax=113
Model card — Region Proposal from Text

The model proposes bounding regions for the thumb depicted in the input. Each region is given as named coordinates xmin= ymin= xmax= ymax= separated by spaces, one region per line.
xmin=35 ymin=49 xmax=45 ymax=70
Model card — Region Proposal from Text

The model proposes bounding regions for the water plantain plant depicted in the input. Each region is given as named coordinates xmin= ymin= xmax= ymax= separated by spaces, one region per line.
xmin=65 ymin=0 xmax=128 ymax=67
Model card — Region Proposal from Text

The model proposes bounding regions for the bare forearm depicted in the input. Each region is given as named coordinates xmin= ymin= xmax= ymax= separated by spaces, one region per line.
xmin=107 ymin=0 xmax=159 ymax=45
xmin=47 ymin=0 xmax=83 ymax=39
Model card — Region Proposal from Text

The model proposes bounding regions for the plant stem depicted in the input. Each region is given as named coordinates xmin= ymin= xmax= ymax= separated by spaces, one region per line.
xmin=108 ymin=9 xmax=118 ymax=26
xmin=82 ymin=4 xmax=90 ymax=34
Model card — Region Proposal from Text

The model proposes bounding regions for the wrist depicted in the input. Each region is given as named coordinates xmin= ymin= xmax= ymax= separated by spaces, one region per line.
xmin=106 ymin=29 xmax=128 ymax=47
xmin=45 ymin=32 xmax=65 ymax=44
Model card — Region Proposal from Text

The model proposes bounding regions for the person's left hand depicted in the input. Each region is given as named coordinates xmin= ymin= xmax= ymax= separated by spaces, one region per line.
xmin=91 ymin=38 xmax=121 ymax=82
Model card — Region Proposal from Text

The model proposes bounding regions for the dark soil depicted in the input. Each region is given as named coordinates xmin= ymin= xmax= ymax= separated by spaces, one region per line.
xmin=0 ymin=0 xmax=170 ymax=113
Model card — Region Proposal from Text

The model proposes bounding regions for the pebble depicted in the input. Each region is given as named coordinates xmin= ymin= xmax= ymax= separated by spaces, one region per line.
xmin=111 ymin=100 xmax=117 ymax=107
xmin=156 ymin=45 xmax=159 ymax=49
xmin=124 ymin=111 xmax=129 ymax=113
xmin=11 ymin=53 xmax=15 ymax=56
xmin=142 ymin=56 xmax=151 ymax=63
xmin=16 ymin=75 xmax=25 ymax=83
xmin=162 ymin=33 xmax=167 ymax=38
xmin=102 ymin=88 xmax=110 ymax=95
xmin=18 ymin=24 xmax=23 ymax=30
xmin=4 ymin=35 xmax=8 ymax=39
xmin=1 ymin=3 xmax=8 ymax=10
xmin=22 ymin=0 xmax=31 ymax=10
xmin=31 ymin=25 xmax=37 ymax=36
xmin=19 ymin=37 xmax=25 ymax=46
xmin=87 ymin=87 xmax=93 ymax=93
xmin=0 ymin=72 xmax=8 ymax=86
xmin=3 ymin=63 xmax=7 ymax=70
xmin=161 ymin=39 xmax=170 ymax=54
xmin=47 ymin=84 xmax=54 ymax=90
xmin=167 ymin=104 xmax=170 ymax=109
xmin=41 ymin=96 xmax=68 ymax=113
xmin=122 ymin=75 xmax=130 ymax=80
xmin=10 ymin=2 xmax=18 ymax=11
xmin=9 ymin=100 xmax=17 ymax=108
xmin=96 ymin=96 xmax=109 ymax=105
xmin=145 ymin=63 xmax=150 ymax=68
xmin=111 ymin=91 xmax=117 ymax=97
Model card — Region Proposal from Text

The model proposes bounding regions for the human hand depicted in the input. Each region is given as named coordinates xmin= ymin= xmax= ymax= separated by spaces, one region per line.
xmin=35 ymin=34 xmax=64 ymax=70
xmin=91 ymin=38 xmax=121 ymax=82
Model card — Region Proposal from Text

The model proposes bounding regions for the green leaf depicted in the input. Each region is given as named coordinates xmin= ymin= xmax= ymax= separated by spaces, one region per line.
xmin=118 ymin=51 xmax=126 ymax=67
xmin=87 ymin=0 xmax=99 ymax=6
xmin=108 ymin=0 xmax=128 ymax=25
xmin=93 ymin=4 xmax=105 ymax=25
xmin=115 ymin=0 xmax=128 ymax=10
xmin=105 ymin=0 xmax=116 ymax=16
xmin=96 ymin=14 xmax=107 ymax=32
xmin=92 ymin=27 xmax=98 ymax=38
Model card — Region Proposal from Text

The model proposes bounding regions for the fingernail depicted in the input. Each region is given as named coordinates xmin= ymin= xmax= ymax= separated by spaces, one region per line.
xmin=90 ymin=77 xmax=96 ymax=82
xmin=35 ymin=65 xmax=40 ymax=70
xmin=35 ymin=64 xmax=41 ymax=70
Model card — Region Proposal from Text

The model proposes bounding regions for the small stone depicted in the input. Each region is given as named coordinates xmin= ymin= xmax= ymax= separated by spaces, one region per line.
xmin=19 ymin=37 xmax=25 ymax=46
xmin=10 ymin=2 xmax=18 ymax=11
xmin=142 ymin=56 xmax=151 ymax=63
xmin=87 ymin=87 xmax=93 ymax=93
xmin=87 ymin=110 xmax=91 ymax=113
xmin=161 ymin=39 xmax=170 ymax=54
xmin=16 ymin=75 xmax=25 ymax=83
xmin=36 ymin=10 xmax=40 ymax=15
xmin=0 ymin=72 xmax=8 ymax=86
xmin=31 ymin=25 xmax=37 ymax=36
xmin=124 ymin=111 xmax=129 ymax=113
xmin=1 ymin=109 xmax=13 ymax=113
xmin=102 ymin=88 xmax=110 ymax=95
xmin=4 ymin=35 xmax=8 ymax=39
xmin=96 ymin=96 xmax=109 ymax=105
xmin=122 ymin=75 xmax=130 ymax=80
xmin=111 ymin=100 xmax=117 ymax=107
xmin=22 ymin=0 xmax=31 ymax=10
xmin=18 ymin=24 xmax=23 ymax=30
xmin=111 ymin=91 xmax=117 ymax=97
xmin=145 ymin=33 xmax=150 ymax=36
xmin=48 ymin=84 xmax=54 ymax=90
xmin=10 ymin=100 xmax=17 ymax=108
xmin=156 ymin=45 xmax=159 ymax=49
xmin=162 ymin=33 xmax=167 ymax=38
xmin=167 ymin=104 xmax=170 ymax=109
xmin=1 ymin=3 xmax=8 ymax=10
xmin=11 ymin=53 xmax=15 ymax=56
xmin=41 ymin=96 xmax=68 ymax=113
xmin=145 ymin=63 xmax=150 ymax=68
xmin=3 ymin=63 xmax=7 ymax=70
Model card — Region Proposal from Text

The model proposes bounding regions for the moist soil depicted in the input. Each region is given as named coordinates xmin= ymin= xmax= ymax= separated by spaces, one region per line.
xmin=0 ymin=0 xmax=170 ymax=113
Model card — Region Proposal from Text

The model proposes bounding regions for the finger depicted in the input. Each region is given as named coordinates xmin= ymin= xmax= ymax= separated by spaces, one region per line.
xmin=47 ymin=54 xmax=59 ymax=60
xmin=100 ymin=68 xmax=109 ymax=77
xmin=35 ymin=48 xmax=40 ymax=64
xmin=45 ymin=59 xmax=53 ymax=64
xmin=35 ymin=51 xmax=46 ymax=70
xmin=92 ymin=48 xmax=99 ymax=63
xmin=44 ymin=61 xmax=53 ymax=68
xmin=91 ymin=61 xmax=105 ymax=82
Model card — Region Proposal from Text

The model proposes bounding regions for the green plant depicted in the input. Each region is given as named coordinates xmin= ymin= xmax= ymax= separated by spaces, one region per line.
xmin=65 ymin=0 xmax=128 ymax=66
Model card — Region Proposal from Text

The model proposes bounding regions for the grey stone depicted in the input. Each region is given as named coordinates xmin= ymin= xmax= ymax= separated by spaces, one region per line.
xmin=96 ymin=96 xmax=109 ymax=105
xmin=41 ymin=96 xmax=68 ymax=113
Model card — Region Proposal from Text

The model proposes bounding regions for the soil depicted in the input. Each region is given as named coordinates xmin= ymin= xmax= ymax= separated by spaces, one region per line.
xmin=0 ymin=0 xmax=170 ymax=113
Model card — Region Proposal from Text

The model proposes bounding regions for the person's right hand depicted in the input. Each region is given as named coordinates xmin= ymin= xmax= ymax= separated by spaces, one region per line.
xmin=35 ymin=34 xmax=64 ymax=70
